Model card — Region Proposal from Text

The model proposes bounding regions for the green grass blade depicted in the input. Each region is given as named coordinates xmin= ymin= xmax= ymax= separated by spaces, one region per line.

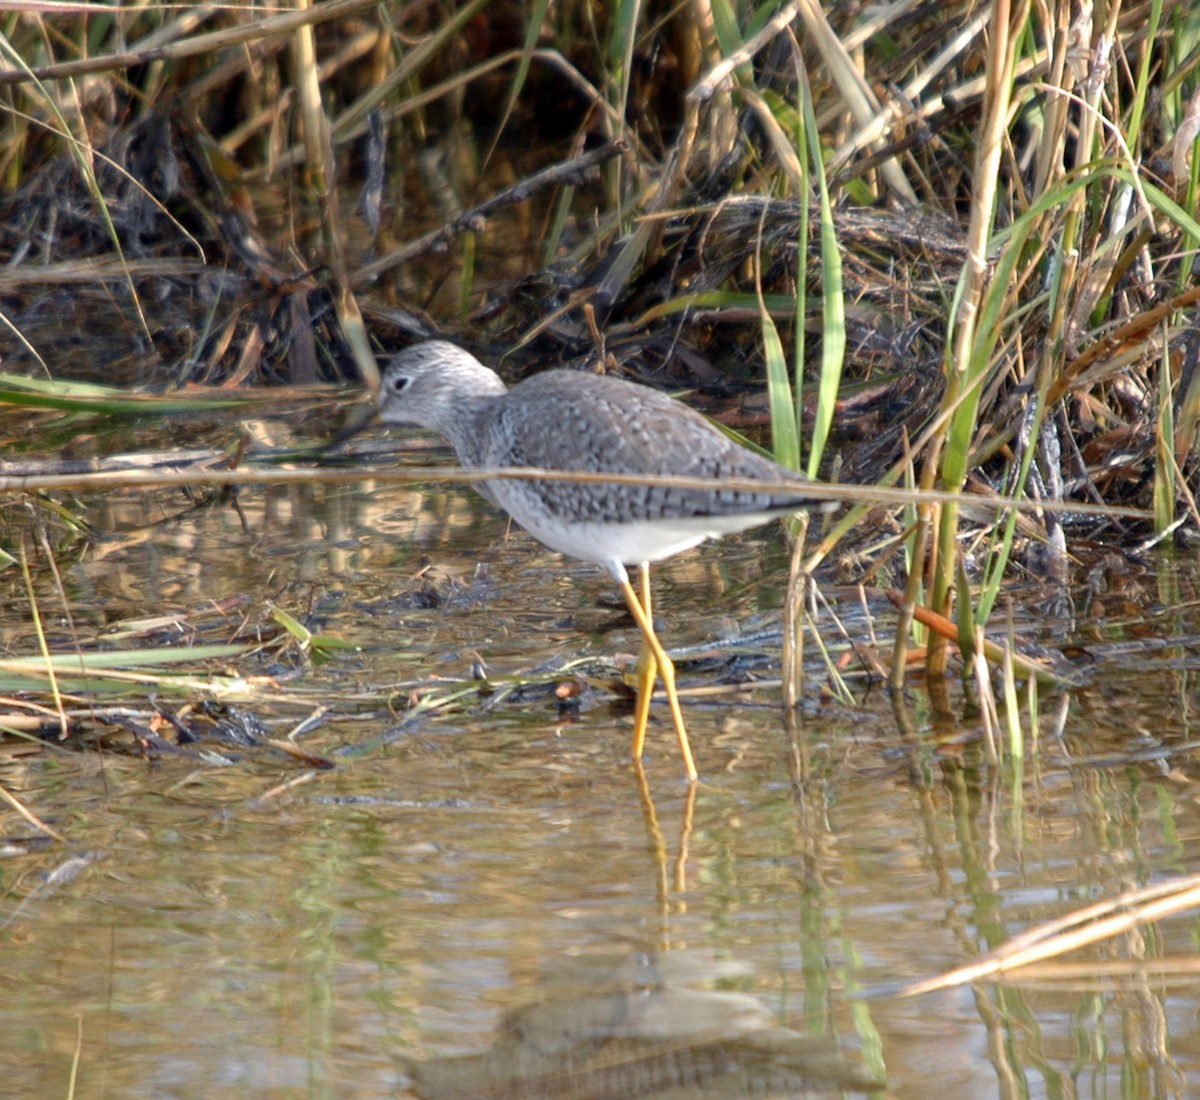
xmin=0 ymin=379 xmax=245 ymax=416
xmin=761 ymin=311 xmax=799 ymax=471
xmin=799 ymin=56 xmax=844 ymax=480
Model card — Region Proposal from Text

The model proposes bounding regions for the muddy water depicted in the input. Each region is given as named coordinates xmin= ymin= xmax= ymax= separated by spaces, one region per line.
xmin=4 ymin=471 xmax=1200 ymax=1099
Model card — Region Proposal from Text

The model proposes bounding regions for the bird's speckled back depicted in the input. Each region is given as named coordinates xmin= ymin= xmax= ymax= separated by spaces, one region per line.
xmin=378 ymin=341 xmax=821 ymax=527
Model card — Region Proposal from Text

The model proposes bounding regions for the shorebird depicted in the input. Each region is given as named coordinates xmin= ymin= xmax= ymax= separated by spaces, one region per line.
xmin=378 ymin=341 xmax=824 ymax=780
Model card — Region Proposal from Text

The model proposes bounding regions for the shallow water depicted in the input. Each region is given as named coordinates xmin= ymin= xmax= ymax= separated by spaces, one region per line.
xmin=4 ymin=469 xmax=1200 ymax=1099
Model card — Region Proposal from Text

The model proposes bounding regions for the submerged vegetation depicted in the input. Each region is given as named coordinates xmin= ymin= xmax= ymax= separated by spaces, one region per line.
xmin=7 ymin=8 xmax=1200 ymax=1087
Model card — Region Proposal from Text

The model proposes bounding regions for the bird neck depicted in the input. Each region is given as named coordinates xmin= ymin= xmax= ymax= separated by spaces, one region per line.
xmin=442 ymin=389 xmax=504 ymax=468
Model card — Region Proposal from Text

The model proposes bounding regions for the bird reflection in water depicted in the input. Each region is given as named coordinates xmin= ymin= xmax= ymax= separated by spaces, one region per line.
xmin=407 ymin=949 xmax=879 ymax=1100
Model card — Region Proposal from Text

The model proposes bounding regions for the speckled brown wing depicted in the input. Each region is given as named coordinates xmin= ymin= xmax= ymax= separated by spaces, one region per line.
xmin=479 ymin=370 xmax=819 ymax=525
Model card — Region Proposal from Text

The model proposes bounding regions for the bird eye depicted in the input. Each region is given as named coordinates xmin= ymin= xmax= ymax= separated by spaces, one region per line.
xmin=387 ymin=374 xmax=411 ymax=396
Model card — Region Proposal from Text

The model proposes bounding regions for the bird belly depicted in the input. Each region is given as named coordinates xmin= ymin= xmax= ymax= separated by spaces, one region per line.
xmin=516 ymin=513 xmax=778 ymax=572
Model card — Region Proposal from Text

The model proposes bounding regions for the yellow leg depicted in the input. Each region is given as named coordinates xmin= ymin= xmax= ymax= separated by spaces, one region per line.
xmin=619 ymin=563 xmax=698 ymax=782
xmin=630 ymin=563 xmax=657 ymax=757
